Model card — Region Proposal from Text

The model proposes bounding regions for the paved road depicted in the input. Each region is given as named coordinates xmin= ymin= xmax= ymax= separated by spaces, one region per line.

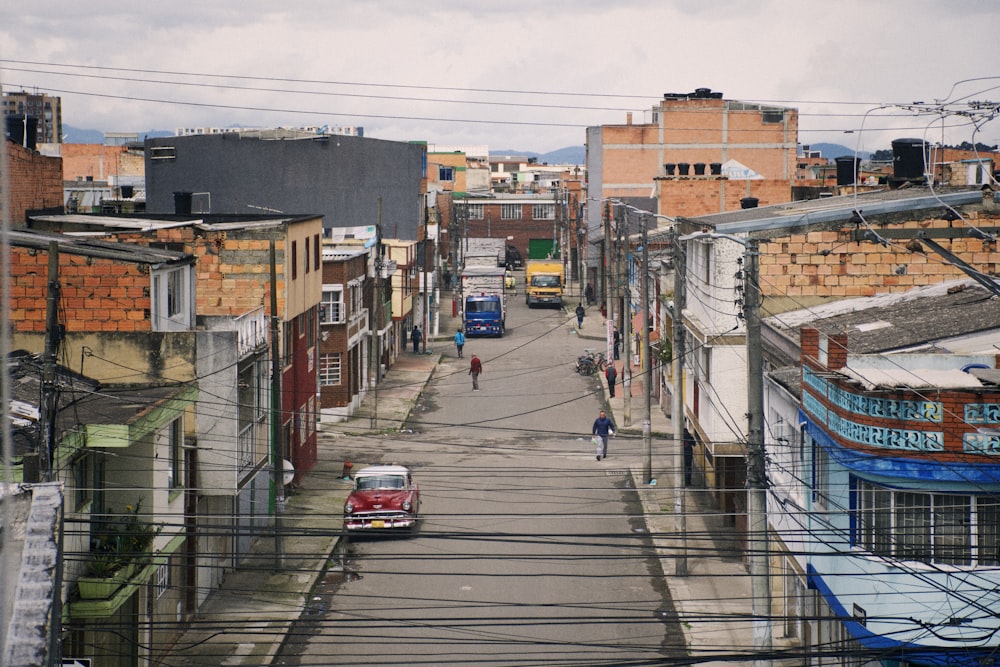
xmin=276 ymin=295 xmax=686 ymax=666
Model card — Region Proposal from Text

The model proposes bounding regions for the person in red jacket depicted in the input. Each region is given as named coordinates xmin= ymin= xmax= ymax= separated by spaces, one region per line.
xmin=605 ymin=363 xmax=618 ymax=398
xmin=469 ymin=354 xmax=483 ymax=391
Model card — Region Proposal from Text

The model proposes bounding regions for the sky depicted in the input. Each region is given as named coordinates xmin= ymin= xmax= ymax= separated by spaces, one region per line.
xmin=2 ymin=1 xmax=999 ymax=155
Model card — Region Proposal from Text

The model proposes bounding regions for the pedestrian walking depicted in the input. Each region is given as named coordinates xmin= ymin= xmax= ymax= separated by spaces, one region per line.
xmin=585 ymin=282 xmax=594 ymax=305
xmin=592 ymin=410 xmax=616 ymax=460
xmin=613 ymin=329 xmax=621 ymax=360
xmin=469 ymin=354 xmax=482 ymax=390
xmin=605 ymin=363 xmax=617 ymax=398
xmin=454 ymin=328 xmax=466 ymax=358
xmin=410 ymin=325 xmax=422 ymax=353
xmin=575 ymin=303 xmax=586 ymax=328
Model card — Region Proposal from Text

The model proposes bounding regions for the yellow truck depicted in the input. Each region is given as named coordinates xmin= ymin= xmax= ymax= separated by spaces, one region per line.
xmin=524 ymin=260 xmax=564 ymax=308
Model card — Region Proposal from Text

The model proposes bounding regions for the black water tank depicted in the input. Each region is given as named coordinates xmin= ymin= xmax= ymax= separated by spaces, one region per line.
xmin=892 ymin=138 xmax=927 ymax=180
xmin=740 ymin=197 xmax=759 ymax=209
xmin=677 ymin=163 xmax=690 ymax=176
xmin=6 ymin=115 xmax=38 ymax=150
xmin=694 ymin=88 xmax=712 ymax=98
xmin=663 ymin=163 xmax=676 ymax=176
xmin=120 ymin=185 xmax=135 ymax=198
xmin=693 ymin=163 xmax=706 ymax=176
xmin=835 ymin=156 xmax=860 ymax=186
xmin=173 ymin=191 xmax=193 ymax=215
xmin=710 ymin=162 xmax=722 ymax=175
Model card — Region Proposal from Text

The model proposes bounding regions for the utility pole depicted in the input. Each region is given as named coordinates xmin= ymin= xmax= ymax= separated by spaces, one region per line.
xmin=39 ymin=241 xmax=61 ymax=483
xmin=744 ymin=238 xmax=772 ymax=667
xmin=672 ymin=230 xmax=688 ymax=576
xmin=269 ymin=239 xmax=284 ymax=569
xmin=371 ymin=199 xmax=384 ymax=428
xmin=422 ymin=201 xmax=429 ymax=353
xmin=640 ymin=217 xmax=652 ymax=483
xmin=603 ymin=202 xmax=611 ymax=325
xmin=619 ymin=206 xmax=631 ymax=427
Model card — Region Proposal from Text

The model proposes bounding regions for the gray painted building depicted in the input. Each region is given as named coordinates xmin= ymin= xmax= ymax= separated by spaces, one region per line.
xmin=144 ymin=132 xmax=425 ymax=239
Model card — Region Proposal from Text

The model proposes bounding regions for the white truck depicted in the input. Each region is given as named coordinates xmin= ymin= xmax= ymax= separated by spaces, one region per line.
xmin=460 ymin=266 xmax=507 ymax=336
xmin=465 ymin=237 xmax=507 ymax=268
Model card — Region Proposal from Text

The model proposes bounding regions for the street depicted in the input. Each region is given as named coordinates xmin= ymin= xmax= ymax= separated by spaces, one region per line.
xmin=276 ymin=292 xmax=686 ymax=666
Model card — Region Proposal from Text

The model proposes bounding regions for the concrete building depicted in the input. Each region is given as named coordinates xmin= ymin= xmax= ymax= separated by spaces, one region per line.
xmin=2 ymin=90 xmax=62 ymax=146
xmin=318 ymin=246 xmax=371 ymax=421
xmin=762 ymin=291 xmax=1000 ymax=665
xmin=6 ymin=230 xmax=201 ymax=666
xmin=142 ymin=132 xmax=425 ymax=239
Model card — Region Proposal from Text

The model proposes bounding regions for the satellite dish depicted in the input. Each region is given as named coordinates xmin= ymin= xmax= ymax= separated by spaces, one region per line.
xmin=282 ymin=459 xmax=295 ymax=486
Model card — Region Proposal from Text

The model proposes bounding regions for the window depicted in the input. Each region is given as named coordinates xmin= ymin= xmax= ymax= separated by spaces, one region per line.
xmin=321 ymin=288 xmax=344 ymax=324
xmin=282 ymin=321 xmax=292 ymax=366
xmin=320 ymin=353 xmax=342 ymax=386
xmin=464 ymin=203 xmax=484 ymax=220
xmin=155 ymin=562 xmax=169 ymax=599
xmin=305 ymin=308 xmax=315 ymax=347
xmin=812 ymin=441 xmax=831 ymax=510
xmin=532 ymin=204 xmax=555 ymax=220
xmin=73 ymin=453 xmax=94 ymax=511
xmin=314 ymin=233 xmax=321 ymax=271
xmin=856 ymin=481 xmax=979 ymax=565
xmin=305 ymin=236 xmax=310 ymax=273
xmin=978 ymin=498 xmax=1000 ymax=566
xmin=291 ymin=240 xmax=298 ymax=280
xmin=167 ymin=418 xmax=183 ymax=490
xmin=501 ymin=204 xmax=522 ymax=220
xmin=438 ymin=166 xmax=454 ymax=181
xmin=167 ymin=269 xmax=183 ymax=317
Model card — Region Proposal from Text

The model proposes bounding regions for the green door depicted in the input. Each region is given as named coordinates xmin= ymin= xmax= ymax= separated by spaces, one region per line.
xmin=528 ymin=239 xmax=557 ymax=259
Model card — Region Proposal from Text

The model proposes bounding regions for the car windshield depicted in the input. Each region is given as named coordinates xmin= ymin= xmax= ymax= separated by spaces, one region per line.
xmin=467 ymin=300 xmax=499 ymax=313
xmin=357 ymin=475 xmax=405 ymax=491
xmin=530 ymin=275 xmax=560 ymax=287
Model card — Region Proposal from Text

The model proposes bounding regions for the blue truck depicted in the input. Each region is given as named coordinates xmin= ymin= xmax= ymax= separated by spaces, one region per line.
xmin=461 ymin=266 xmax=507 ymax=337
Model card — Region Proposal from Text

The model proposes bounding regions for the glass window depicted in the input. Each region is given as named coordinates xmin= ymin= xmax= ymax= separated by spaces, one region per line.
xmin=501 ymin=204 xmax=522 ymax=220
xmin=464 ymin=203 xmax=484 ymax=220
xmin=934 ymin=495 xmax=970 ymax=565
xmin=438 ymin=166 xmax=454 ymax=181
xmin=895 ymin=492 xmax=931 ymax=561
xmin=167 ymin=418 xmax=183 ymax=490
xmin=978 ymin=498 xmax=1000 ymax=566
xmin=320 ymin=353 xmax=342 ymax=386
xmin=321 ymin=288 xmax=343 ymax=324
xmin=532 ymin=204 xmax=555 ymax=220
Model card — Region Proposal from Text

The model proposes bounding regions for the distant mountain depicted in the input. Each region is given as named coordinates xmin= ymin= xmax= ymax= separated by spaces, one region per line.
xmin=807 ymin=143 xmax=873 ymax=160
xmin=491 ymin=146 xmax=585 ymax=165
xmin=62 ymin=124 xmax=174 ymax=144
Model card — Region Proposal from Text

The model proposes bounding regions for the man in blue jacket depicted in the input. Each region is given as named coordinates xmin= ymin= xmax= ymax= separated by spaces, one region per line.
xmin=592 ymin=410 xmax=616 ymax=460
xmin=454 ymin=328 xmax=465 ymax=358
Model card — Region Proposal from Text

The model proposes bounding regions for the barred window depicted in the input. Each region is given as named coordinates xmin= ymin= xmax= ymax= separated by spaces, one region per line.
xmin=464 ymin=204 xmax=484 ymax=220
xmin=320 ymin=353 xmax=342 ymax=386
xmin=501 ymin=204 xmax=522 ymax=220
xmin=856 ymin=480 xmax=976 ymax=565
xmin=532 ymin=204 xmax=555 ymax=220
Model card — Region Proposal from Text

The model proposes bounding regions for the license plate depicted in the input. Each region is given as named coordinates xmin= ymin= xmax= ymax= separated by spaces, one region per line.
xmin=371 ymin=520 xmax=385 ymax=528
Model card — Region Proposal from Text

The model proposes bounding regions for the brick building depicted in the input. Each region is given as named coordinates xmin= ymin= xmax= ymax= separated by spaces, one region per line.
xmin=318 ymin=246 xmax=370 ymax=420
xmin=5 ymin=141 xmax=63 ymax=223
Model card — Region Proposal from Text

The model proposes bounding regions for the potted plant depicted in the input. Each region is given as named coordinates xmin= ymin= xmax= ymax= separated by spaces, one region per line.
xmin=78 ymin=500 xmax=160 ymax=599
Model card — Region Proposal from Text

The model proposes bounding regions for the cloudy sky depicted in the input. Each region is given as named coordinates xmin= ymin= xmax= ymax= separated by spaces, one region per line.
xmin=3 ymin=1 xmax=998 ymax=154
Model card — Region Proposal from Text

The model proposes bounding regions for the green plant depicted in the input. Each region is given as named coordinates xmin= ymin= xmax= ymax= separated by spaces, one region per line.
xmin=85 ymin=499 xmax=160 ymax=577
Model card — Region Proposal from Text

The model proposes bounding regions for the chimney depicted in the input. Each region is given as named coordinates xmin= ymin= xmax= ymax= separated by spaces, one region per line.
xmin=626 ymin=113 xmax=633 ymax=125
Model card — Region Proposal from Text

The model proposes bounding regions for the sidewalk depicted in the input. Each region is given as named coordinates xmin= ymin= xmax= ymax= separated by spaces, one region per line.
xmin=168 ymin=308 xmax=760 ymax=666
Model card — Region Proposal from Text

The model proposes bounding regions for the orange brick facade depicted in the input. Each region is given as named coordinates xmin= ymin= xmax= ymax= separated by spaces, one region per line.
xmin=6 ymin=142 xmax=63 ymax=223
xmin=759 ymin=213 xmax=1000 ymax=299
xmin=594 ymin=93 xmax=798 ymax=218
xmin=10 ymin=246 xmax=155 ymax=333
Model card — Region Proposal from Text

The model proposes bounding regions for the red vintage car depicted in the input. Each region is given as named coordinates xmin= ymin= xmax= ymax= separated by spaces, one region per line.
xmin=343 ymin=465 xmax=420 ymax=531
